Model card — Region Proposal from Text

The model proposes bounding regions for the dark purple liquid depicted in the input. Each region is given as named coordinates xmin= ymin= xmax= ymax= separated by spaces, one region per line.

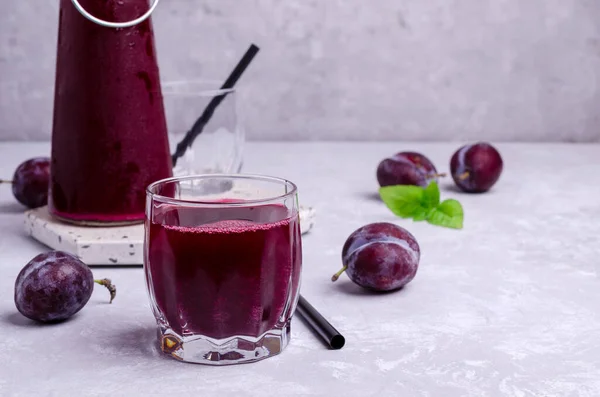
xmin=49 ymin=0 xmax=172 ymax=223
xmin=146 ymin=204 xmax=302 ymax=339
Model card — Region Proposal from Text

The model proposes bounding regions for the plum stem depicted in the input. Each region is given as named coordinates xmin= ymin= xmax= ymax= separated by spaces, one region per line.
xmin=94 ymin=278 xmax=116 ymax=303
xmin=331 ymin=266 xmax=348 ymax=282
xmin=458 ymin=172 xmax=470 ymax=180
xmin=431 ymin=173 xmax=447 ymax=178
xmin=0 ymin=179 xmax=13 ymax=184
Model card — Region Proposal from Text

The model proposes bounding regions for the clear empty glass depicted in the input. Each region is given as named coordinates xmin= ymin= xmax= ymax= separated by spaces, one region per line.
xmin=144 ymin=174 xmax=302 ymax=365
xmin=162 ymin=80 xmax=244 ymax=176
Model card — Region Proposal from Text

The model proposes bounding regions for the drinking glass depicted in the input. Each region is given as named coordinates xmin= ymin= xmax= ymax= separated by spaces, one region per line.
xmin=144 ymin=174 xmax=302 ymax=365
xmin=162 ymin=80 xmax=244 ymax=176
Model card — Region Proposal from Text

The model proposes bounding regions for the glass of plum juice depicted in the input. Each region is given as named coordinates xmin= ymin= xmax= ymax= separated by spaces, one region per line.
xmin=144 ymin=174 xmax=302 ymax=365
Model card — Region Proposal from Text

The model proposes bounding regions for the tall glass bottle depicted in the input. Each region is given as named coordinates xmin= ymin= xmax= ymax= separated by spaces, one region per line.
xmin=49 ymin=0 xmax=172 ymax=225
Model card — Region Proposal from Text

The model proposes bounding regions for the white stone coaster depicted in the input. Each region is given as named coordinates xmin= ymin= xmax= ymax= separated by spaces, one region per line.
xmin=24 ymin=206 xmax=316 ymax=266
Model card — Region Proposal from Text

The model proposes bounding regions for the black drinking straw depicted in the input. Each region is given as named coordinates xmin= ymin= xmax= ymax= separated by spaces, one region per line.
xmin=171 ymin=43 xmax=260 ymax=167
xmin=297 ymin=295 xmax=345 ymax=350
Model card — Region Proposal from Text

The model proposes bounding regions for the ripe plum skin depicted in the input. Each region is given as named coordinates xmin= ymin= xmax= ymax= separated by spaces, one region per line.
xmin=377 ymin=152 xmax=439 ymax=188
xmin=341 ymin=223 xmax=420 ymax=291
xmin=14 ymin=251 xmax=94 ymax=323
xmin=11 ymin=157 xmax=51 ymax=208
xmin=450 ymin=143 xmax=503 ymax=193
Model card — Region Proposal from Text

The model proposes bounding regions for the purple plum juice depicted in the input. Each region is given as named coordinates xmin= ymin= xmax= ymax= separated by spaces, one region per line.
xmin=146 ymin=204 xmax=302 ymax=339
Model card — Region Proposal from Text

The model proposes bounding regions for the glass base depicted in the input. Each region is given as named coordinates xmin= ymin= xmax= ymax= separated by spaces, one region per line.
xmin=157 ymin=322 xmax=291 ymax=365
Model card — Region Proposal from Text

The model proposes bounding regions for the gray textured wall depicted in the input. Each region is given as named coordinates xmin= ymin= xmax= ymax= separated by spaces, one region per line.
xmin=2 ymin=0 xmax=600 ymax=142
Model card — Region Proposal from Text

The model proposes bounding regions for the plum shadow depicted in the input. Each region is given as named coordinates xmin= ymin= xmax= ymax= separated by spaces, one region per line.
xmin=442 ymin=183 xmax=497 ymax=195
xmin=333 ymin=280 xmax=409 ymax=296
xmin=441 ymin=183 xmax=464 ymax=194
xmin=356 ymin=191 xmax=382 ymax=202
xmin=0 ymin=202 xmax=25 ymax=214
xmin=1 ymin=311 xmax=76 ymax=327
xmin=2 ymin=312 xmax=41 ymax=327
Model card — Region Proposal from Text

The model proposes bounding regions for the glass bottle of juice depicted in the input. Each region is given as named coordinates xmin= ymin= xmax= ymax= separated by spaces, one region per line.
xmin=49 ymin=0 xmax=172 ymax=225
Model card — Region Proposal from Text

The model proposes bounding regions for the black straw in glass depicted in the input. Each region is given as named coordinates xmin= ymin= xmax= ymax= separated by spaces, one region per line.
xmin=296 ymin=295 xmax=345 ymax=350
xmin=171 ymin=43 xmax=260 ymax=167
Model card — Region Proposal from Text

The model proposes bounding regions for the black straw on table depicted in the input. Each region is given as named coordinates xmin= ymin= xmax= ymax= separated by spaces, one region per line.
xmin=171 ymin=43 xmax=260 ymax=167
xmin=296 ymin=295 xmax=345 ymax=350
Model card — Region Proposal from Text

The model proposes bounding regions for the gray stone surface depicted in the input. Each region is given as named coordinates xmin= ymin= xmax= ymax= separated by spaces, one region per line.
xmin=2 ymin=1 xmax=600 ymax=142
xmin=1 ymin=141 xmax=600 ymax=396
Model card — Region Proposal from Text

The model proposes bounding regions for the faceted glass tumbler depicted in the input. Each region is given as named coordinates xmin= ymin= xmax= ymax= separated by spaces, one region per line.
xmin=144 ymin=174 xmax=303 ymax=365
xmin=162 ymin=80 xmax=244 ymax=176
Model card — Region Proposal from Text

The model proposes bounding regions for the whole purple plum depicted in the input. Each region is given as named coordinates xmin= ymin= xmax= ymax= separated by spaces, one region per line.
xmin=14 ymin=251 xmax=115 ymax=323
xmin=450 ymin=142 xmax=503 ymax=193
xmin=377 ymin=152 xmax=443 ymax=188
xmin=332 ymin=222 xmax=420 ymax=292
xmin=1 ymin=157 xmax=50 ymax=208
